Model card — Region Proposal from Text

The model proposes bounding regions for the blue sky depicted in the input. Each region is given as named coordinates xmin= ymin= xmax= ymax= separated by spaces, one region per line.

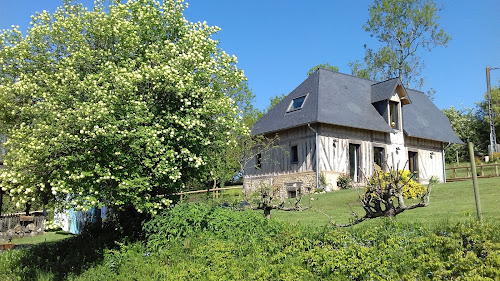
xmin=1 ymin=0 xmax=499 ymax=111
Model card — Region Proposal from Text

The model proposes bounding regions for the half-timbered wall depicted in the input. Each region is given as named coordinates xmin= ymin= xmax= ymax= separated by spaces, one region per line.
xmin=244 ymin=124 xmax=446 ymax=194
xmin=243 ymin=125 xmax=317 ymax=195
xmin=245 ymin=125 xmax=316 ymax=178
xmin=317 ymin=124 xmax=392 ymax=189
xmin=405 ymin=136 xmax=444 ymax=183
xmin=318 ymin=123 xmax=389 ymax=174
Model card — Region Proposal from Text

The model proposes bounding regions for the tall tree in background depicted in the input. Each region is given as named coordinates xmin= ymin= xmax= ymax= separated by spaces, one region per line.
xmin=478 ymin=86 xmax=500 ymax=134
xmin=442 ymin=106 xmax=487 ymax=163
xmin=307 ymin=63 xmax=339 ymax=76
xmin=351 ymin=0 xmax=450 ymax=90
xmin=0 ymin=0 xmax=246 ymax=214
xmin=266 ymin=93 xmax=286 ymax=112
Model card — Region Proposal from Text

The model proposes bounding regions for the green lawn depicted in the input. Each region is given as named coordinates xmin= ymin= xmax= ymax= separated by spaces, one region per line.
xmin=271 ymin=177 xmax=500 ymax=227
xmin=1 ymin=231 xmax=74 ymax=246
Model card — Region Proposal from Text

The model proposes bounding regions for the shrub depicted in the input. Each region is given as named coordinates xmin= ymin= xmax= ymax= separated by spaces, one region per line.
xmin=4 ymin=206 xmax=500 ymax=280
xmin=336 ymin=173 xmax=352 ymax=189
xmin=143 ymin=202 xmax=283 ymax=249
xmin=492 ymin=152 xmax=500 ymax=162
xmin=367 ymin=169 xmax=426 ymax=199
xmin=319 ymin=172 xmax=327 ymax=187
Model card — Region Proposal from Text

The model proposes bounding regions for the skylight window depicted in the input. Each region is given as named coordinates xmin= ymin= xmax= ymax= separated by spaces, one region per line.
xmin=287 ymin=95 xmax=308 ymax=112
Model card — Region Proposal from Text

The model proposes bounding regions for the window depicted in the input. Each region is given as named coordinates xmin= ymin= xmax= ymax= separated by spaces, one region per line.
xmin=389 ymin=101 xmax=399 ymax=129
xmin=290 ymin=145 xmax=298 ymax=164
xmin=408 ymin=151 xmax=418 ymax=179
xmin=255 ymin=153 xmax=262 ymax=169
xmin=285 ymin=182 xmax=302 ymax=198
xmin=373 ymin=147 xmax=384 ymax=170
xmin=349 ymin=144 xmax=360 ymax=182
xmin=287 ymin=95 xmax=307 ymax=112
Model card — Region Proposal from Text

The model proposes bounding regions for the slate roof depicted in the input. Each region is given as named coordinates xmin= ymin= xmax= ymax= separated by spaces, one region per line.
xmin=371 ymin=78 xmax=410 ymax=104
xmin=403 ymin=89 xmax=463 ymax=144
xmin=252 ymin=68 xmax=463 ymax=144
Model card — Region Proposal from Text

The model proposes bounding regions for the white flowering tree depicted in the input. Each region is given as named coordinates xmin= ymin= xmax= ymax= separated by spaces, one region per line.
xmin=0 ymin=0 xmax=247 ymax=214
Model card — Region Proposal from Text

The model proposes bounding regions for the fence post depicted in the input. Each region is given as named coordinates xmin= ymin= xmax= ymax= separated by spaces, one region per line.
xmin=480 ymin=165 xmax=484 ymax=177
xmin=496 ymin=161 xmax=499 ymax=176
xmin=468 ymin=142 xmax=483 ymax=221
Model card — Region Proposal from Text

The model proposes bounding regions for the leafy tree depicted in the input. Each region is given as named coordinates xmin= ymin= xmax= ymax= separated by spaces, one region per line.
xmin=306 ymin=63 xmax=339 ymax=76
xmin=0 ymin=0 xmax=246 ymax=214
xmin=350 ymin=0 xmax=451 ymax=89
xmin=266 ymin=93 xmax=286 ymax=113
xmin=442 ymin=106 xmax=487 ymax=162
xmin=477 ymin=86 xmax=500 ymax=135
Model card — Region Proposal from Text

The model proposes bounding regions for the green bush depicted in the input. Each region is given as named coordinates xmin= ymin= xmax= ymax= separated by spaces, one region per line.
xmin=2 ymin=202 xmax=500 ymax=280
xmin=143 ymin=202 xmax=283 ymax=249
xmin=336 ymin=173 xmax=352 ymax=189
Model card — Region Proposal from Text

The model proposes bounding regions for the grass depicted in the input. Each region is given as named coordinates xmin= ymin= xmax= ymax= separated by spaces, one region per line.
xmin=271 ymin=177 xmax=500 ymax=227
xmin=6 ymin=231 xmax=74 ymax=246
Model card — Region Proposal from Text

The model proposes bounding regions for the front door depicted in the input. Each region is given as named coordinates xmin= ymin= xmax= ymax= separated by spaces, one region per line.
xmin=349 ymin=144 xmax=360 ymax=182
xmin=408 ymin=151 xmax=418 ymax=179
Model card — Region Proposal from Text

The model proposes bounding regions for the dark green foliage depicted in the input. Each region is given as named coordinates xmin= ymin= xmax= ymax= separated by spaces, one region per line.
xmin=0 ymin=208 xmax=146 ymax=281
xmin=336 ymin=173 xmax=352 ymax=189
xmin=442 ymin=106 xmax=489 ymax=162
xmin=77 ymin=217 xmax=500 ymax=280
xmin=143 ymin=203 xmax=283 ymax=248
xmin=2 ymin=203 xmax=500 ymax=280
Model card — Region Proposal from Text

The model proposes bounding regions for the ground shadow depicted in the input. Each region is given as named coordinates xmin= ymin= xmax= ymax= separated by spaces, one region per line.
xmin=15 ymin=209 xmax=147 ymax=280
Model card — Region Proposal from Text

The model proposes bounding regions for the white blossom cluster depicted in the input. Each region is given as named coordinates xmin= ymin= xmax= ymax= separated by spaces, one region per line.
xmin=0 ymin=0 xmax=247 ymax=214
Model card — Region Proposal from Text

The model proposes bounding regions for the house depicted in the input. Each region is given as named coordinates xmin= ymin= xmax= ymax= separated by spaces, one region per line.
xmin=243 ymin=68 xmax=463 ymax=195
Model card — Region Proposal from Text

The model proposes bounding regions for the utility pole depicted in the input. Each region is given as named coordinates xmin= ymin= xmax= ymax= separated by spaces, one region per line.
xmin=486 ymin=67 xmax=499 ymax=155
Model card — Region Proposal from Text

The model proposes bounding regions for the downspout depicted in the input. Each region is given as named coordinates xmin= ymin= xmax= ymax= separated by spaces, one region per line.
xmin=443 ymin=143 xmax=452 ymax=183
xmin=307 ymin=123 xmax=319 ymax=190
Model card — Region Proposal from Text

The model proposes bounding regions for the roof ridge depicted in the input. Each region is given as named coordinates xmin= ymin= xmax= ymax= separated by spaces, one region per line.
xmin=316 ymin=67 xmax=377 ymax=83
xmin=371 ymin=77 xmax=399 ymax=86
xmin=406 ymin=88 xmax=425 ymax=95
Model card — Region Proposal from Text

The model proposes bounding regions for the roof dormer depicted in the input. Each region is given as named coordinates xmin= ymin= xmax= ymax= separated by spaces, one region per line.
xmin=371 ymin=78 xmax=410 ymax=131
xmin=371 ymin=78 xmax=410 ymax=105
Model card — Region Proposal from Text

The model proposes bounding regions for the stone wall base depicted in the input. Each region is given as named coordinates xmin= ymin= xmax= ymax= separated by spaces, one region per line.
xmin=243 ymin=171 xmax=317 ymax=198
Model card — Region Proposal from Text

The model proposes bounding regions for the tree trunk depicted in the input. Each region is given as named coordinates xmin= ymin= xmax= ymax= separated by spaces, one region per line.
xmin=95 ymin=207 xmax=102 ymax=230
xmin=0 ymin=190 xmax=3 ymax=216
xmin=25 ymin=202 xmax=31 ymax=216
xmin=264 ymin=206 xmax=272 ymax=219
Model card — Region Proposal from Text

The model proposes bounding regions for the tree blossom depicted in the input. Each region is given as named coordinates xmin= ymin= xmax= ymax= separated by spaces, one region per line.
xmin=0 ymin=0 xmax=247 ymax=214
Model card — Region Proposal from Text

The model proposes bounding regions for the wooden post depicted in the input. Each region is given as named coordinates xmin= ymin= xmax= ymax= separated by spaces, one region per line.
xmin=456 ymin=150 xmax=459 ymax=166
xmin=468 ymin=142 xmax=483 ymax=221
xmin=467 ymin=167 xmax=470 ymax=177
xmin=453 ymin=167 xmax=457 ymax=178
xmin=496 ymin=161 xmax=499 ymax=176
xmin=0 ymin=190 xmax=3 ymax=217
xmin=480 ymin=165 xmax=484 ymax=177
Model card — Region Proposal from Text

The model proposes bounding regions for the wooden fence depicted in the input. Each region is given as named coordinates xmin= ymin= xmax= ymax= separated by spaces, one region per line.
xmin=446 ymin=162 xmax=500 ymax=182
xmin=0 ymin=211 xmax=45 ymax=232
xmin=176 ymin=186 xmax=242 ymax=203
